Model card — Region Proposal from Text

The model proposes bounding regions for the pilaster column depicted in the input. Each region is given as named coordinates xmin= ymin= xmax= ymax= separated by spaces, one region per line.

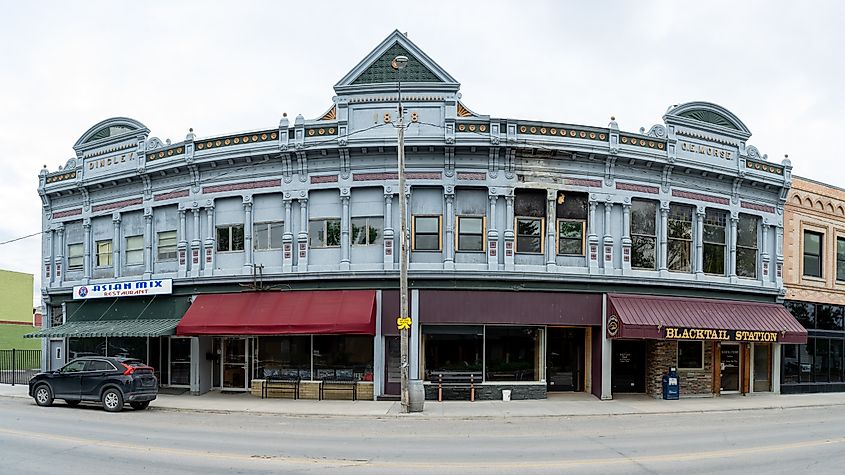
xmin=112 ymin=213 xmax=121 ymax=279
xmin=761 ymin=223 xmax=771 ymax=282
xmin=143 ymin=209 xmax=153 ymax=279
xmin=621 ymin=200 xmax=632 ymax=273
xmin=82 ymin=218 xmax=91 ymax=283
xmin=204 ymin=203 xmax=215 ymax=276
xmin=54 ymin=225 xmax=64 ymax=286
xmin=487 ymin=194 xmax=498 ymax=271
xmin=243 ymin=197 xmax=253 ymax=275
xmin=546 ymin=190 xmax=556 ymax=270
xmin=729 ymin=213 xmax=739 ymax=281
xmin=178 ymin=208 xmax=188 ymax=276
xmin=297 ymin=197 xmax=309 ymax=272
xmin=191 ymin=207 xmax=201 ymax=277
xmin=444 ymin=190 xmax=455 ymax=270
xmin=695 ymin=206 xmax=705 ymax=277
xmin=383 ymin=192 xmax=394 ymax=270
xmin=504 ymin=193 xmax=515 ymax=270
xmin=776 ymin=224 xmax=784 ymax=287
xmin=603 ymin=198 xmax=613 ymax=275
xmin=588 ymin=198 xmax=599 ymax=273
xmin=340 ymin=193 xmax=351 ymax=271
xmin=44 ymin=228 xmax=53 ymax=287
xmin=659 ymin=202 xmax=669 ymax=274
xmin=282 ymin=199 xmax=294 ymax=272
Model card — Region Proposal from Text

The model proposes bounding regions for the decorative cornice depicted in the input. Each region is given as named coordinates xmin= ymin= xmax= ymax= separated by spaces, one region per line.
xmin=456 ymin=122 xmax=488 ymax=133
xmin=52 ymin=208 xmax=82 ymax=219
xmin=519 ymin=124 xmax=608 ymax=141
xmin=45 ymin=171 xmax=77 ymax=184
xmin=353 ymin=172 xmax=441 ymax=181
xmin=318 ymin=105 xmax=337 ymax=121
xmin=741 ymin=201 xmax=776 ymax=214
xmin=306 ymin=126 xmax=337 ymax=137
xmin=83 ymin=141 xmax=136 ymax=158
xmin=92 ymin=197 xmax=143 ymax=212
xmin=616 ymin=182 xmax=659 ymax=194
xmin=745 ymin=159 xmax=784 ymax=175
xmin=154 ymin=190 xmax=190 ymax=201
xmin=202 ymin=179 xmax=281 ymax=194
xmin=456 ymin=172 xmax=486 ymax=180
xmin=310 ymin=175 xmax=339 ymax=184
xmin=565 ymin=178 xmax=603 ymax=188
xmin=671 ymin=189 xmax=730 ymax=205
xmin=146 ymin=145 xmax=184 ymax=162
xmin=195 ymin=130 xmax=277 ymax=152
xmin=619 ymin=135 xmax=666 ymax=150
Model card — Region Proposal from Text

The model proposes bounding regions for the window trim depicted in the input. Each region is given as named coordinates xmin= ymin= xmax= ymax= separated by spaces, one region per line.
xmin=677 ymin=341 xmax=705 ymax=370
xmin=515 ymin=216 xmax=545 ymax=254
xmin=95 ymin=239 xmax=113 ymax=268
xmin=309 ymin=218 xmax=341 ymax=249
xmin=802 ymin=229 xmax=824 ymax=279
xmin=157 ymin=230 xmax=178 ymax=261
xmin=253 ymin=221 xmax=284 ymax=251
xmin=555 ymin=218 xmax=585 ymax=256
xmin=351 ymin=216 xmax=384 ymax=247
xmin=455 ymin=215 xmax=486 ymax=253
xmin=124 ymin=235 xmax=144 ymax=266
xmin=216 ymin=224 xmax=245 ymax=253
xmin=412 ymin=215 xmax=442 ymax=252
xmin=67 ymin=243 xmax=84 ymax=271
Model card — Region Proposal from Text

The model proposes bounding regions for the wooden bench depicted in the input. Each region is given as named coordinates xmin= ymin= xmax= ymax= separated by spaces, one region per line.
xmin=320 ymin=378 xmax=358 ymax=401
xmin=433 ymin=372 xmax=482 ymax=401
xmin=262 ymin=376 xmax=301 ymax=400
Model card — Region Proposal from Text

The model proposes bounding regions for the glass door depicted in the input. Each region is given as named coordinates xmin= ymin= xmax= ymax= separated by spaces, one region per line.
xmin=169 ymin=337 xmax=191 ymax=387
xmin=753 ymin=343 xmax=771 ymax=392
xmin=384 ymin=337 xmax=401 ymax=396
xmin=720 ymin=343 xmax=740 ymax=393
xmin=546 ymin=328 xmax=585 ymax=391
xmin=222 ymin=337 xmax=248 ymax=390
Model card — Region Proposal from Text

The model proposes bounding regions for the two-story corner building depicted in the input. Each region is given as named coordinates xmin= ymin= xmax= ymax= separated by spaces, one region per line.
xmin=782 ymin=177 xmax=845 ymax=393
xmin=30 ymin=31 xmax=805 ymax=400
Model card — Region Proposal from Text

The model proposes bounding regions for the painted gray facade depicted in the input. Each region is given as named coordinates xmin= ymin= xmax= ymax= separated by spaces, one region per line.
xmin=36 ymin=31 xmax=792 ymax=399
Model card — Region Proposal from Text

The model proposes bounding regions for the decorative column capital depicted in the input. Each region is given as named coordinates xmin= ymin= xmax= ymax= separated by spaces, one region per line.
xmin=82 ymin=218 xmax=91 ymax=228
xmin=112 ymin=212 xmax=121 ymax=223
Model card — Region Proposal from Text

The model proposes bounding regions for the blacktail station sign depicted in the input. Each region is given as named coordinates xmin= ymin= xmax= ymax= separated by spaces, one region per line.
xmin=664 ymin=327 xmax=780 ymax=342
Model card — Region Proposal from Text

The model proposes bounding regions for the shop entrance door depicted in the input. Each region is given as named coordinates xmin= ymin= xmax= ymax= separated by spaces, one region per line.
xmin=384 ymin=336 xmax=401 ymax=396
xmin=720 ymin=343 xmax=741 ymax=393
xmin=753 ymin=343 xmax=771 ymax=392
xmin=546 ymin=328 xmax=584 ymax=391
xmin=611 ymin=340 xmax=646 ymax=393
xmin=222 ymin=337 xmax=249 ymax=390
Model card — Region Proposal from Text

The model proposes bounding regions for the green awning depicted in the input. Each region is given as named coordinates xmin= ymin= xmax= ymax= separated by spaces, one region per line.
xmin=25 ymin=319 xmax=182 ymax=338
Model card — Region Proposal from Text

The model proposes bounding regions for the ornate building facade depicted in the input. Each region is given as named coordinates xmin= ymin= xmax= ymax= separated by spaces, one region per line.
xmin=32 ymin=31 xmax=804 ymax=400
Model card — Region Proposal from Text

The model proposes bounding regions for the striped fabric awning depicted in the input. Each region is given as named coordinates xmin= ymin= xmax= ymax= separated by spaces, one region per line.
xmin=25 ymin=319 xmax=181 ymax=338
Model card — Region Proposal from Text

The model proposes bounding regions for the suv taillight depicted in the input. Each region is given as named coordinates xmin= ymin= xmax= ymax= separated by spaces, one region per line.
xmin=121 ymin=363 xmax=135 ymax=375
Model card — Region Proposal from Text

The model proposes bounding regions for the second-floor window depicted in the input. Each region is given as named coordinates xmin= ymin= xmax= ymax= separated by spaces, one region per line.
xmin=157 ymin=230 xmax=178 ymax=260
xmin=309 ymin=219 xmax=340 ymax=248
xmin=803 ymin=230 xmax=823 ymax=278
xmin=413 ymin=216 xmax=441 ymax=251
xmin=351 ymin=217 xmax=383 ymax=246
xmin=556 ymin=192 xmax=587 ymax=256
xmin=668 ymin=204 xmax=693 ymax=272
xmin=630 ymin=200 xmax=657 ymax=270
xmin=702 ymin=209 xmax=727 ymax=275
xmin=217 ymin=225 xmax=245 ymax=252
xmin=736 ymin=215 xmax=758 ymax=278
xmin=457 ymin=216 xmax=484 ymax=252
xmin=125 ymin=235 xmax=144 ymax=266
xmin=254 ymin=221 xmax=284 ymax=250
xmin=515 ymin=190 xmax=545 ymax=254
xmin=838 ymin=237 xmax=845 ymax=282
xmin=96 ymin=240 xmax=112 ymax=267
xmin=67 ymin=243 xmax=83 ymax=271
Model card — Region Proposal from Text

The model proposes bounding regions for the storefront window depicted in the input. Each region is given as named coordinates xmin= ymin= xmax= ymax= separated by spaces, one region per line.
xmin=799 ymin=342 xmax=814 ymax=382
xmin=678 ymin=341 xmax=703 ymax=369
xmin=815 ymin=338 xmax=830 ymax=382
xmin=831 ymin=340 xmax=844 ymax=383
xmin=257 ymin=336 xmax=310 ymax=379
xmin=423 ymin=325 xmax=483 ymax=379
xmin=313 ymin=335 xmax=373 ymax=381
xmin=736 ymin=214 xmax=758 ymax=278
xmin=667 ymin=204 xmax=693 ymax=272
xmin=107 ymin=337 xmax=147 ymax=362
xmin=630 ymin=200 xmax=657 ymax=270
xmin=68 ymin=337 xmax=106 ymax=359
xmin=485 ymin=326 xmax=542 ymax=381
xmin=784 ymin=301 xmax=815 ymax=329
xmin=817 ymin=305 xmax=845 ymax=331
xmin=702 ymin=209 xmax=726 ymax=275
xmin=782 ymin=344 xmax=799 ymax=384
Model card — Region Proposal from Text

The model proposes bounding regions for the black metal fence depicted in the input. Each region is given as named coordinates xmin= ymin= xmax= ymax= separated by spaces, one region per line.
xmin=0 ymin=349 xmax=41 ymax=385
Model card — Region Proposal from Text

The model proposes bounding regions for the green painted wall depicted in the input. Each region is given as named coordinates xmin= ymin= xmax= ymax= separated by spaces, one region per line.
xmin=0 ymin=270 xmax=33 ymax=323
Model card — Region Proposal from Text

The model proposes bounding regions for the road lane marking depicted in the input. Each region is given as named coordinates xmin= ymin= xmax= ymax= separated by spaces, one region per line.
xmin=0 ymin=426 xmax=843 ymax=469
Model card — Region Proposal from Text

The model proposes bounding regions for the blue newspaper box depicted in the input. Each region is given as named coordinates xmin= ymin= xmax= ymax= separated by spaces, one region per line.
xmin=662 ymin=367 xmax=679 ymax=400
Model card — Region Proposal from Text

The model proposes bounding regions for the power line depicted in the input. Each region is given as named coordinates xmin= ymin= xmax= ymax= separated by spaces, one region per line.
xmin=0 ymin=231 xmax=43 ymax=246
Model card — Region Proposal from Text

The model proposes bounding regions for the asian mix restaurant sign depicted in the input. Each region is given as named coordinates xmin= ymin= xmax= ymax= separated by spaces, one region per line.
xmin=73 ymin=279 xmax=173 ymax=300
xmin=664 ymin=327 xmax=780 ymax=342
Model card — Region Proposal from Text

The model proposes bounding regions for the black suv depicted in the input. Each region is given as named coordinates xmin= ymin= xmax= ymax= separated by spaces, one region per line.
xmin=29 ymin=356 xmax=158 ymax=412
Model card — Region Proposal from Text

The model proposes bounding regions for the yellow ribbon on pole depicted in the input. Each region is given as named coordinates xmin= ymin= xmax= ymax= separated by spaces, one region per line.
xmin=396 ymin=316 xmax=412 ymax=331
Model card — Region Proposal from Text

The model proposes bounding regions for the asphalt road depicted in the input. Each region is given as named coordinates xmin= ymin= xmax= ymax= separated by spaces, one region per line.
xmin=2 ymin=397 xmax=845 ymax=474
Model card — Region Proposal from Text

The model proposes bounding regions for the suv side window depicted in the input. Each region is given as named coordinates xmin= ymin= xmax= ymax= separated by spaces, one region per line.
xmin=85 ymin=360 xmax=116 ymax=372
xmin=61 ymin=360 xmax=86 ymax=373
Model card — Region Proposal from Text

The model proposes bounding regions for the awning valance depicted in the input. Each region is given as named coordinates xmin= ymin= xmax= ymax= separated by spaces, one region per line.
xmin=25 ymin=319 xmax=181 ymax=338
xmin=176 ymin=290 xmax=376 ymax=336
xmin=607 ymin=294 xmax=808 ymax=344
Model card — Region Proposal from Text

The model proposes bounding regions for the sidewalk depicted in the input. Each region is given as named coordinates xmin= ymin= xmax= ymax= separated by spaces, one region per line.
xmin=4 ymin=383 xmax=845 ymax=418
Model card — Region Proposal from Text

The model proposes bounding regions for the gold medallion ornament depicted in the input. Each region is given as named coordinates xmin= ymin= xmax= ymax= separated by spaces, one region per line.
xmin=607 ymin=314 xmax=620 ymax=337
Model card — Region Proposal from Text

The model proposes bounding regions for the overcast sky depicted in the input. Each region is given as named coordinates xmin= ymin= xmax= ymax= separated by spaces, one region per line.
xmin=1 ymin=1 xmax=843 ymax=305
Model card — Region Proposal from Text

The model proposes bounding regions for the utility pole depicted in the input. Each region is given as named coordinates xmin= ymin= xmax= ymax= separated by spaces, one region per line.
xmin=393 ymin=55 xmax=411 ymax=413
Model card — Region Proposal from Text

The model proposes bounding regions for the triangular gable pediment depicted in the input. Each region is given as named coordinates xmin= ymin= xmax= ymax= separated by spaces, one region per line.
xmin=335 ymin=30 xmax=459 ymax=93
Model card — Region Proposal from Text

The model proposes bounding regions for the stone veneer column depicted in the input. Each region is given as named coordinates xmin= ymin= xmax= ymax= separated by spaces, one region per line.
xmin=204 ymin=203 xmax=215 ymax=276
xmin=178 ymin=208 xmax=188 ymax=277
xmin=191 ymin=207 xmax=201 ymax=278
xmin=603 ymin=198 xmax=613 ymax=275
xmin=444 ymin=190 xmax=455 ymax=270
xmin=297 ymin=197 xmax=309 ymax=272
xmin=383 ymin=192 xmax=394 ymax=271
xmin=729 ymin=213 xmax=738 ymax=281
xmin=504 ymin=194 xmax=515 ymax=270
xmin=659 ymin=202 xmax=669 ymax=275
xmin=282 ymin=199 xmax=293 ymax=272
xmin=54 ymin=225 xmax=64 ymax=286
xmin=546 ymin=190 xmax=556 ymax=271
xmin=621 ymin=201 xmax=631 ymax=274
xmin=143 ymin=209 xmax=153 ymax=279
xmin=340 ymin=193 xmax=350 ymax=271
xmin=242 ymin=197 xmax=253 ymax=275
xmin=82 ymin=218 xmax=91 ymax=284
xmin=487 ymin=193 xmax=498 ymax=271
xmin=695 ymin=206 xmax=705 ymax=278
xmin=112 ymin=213 xmax=121 ymax=279
xmin=588 ymin=198 xmax=599 ymax=274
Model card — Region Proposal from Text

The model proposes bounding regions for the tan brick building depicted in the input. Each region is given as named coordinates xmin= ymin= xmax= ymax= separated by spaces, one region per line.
xmin=782 ymin=176 xmax=845 ymax=392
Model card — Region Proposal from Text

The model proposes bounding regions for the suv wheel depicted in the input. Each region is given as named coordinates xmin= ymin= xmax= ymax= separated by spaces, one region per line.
xmin=34 ymin=385 xmax=53 ymax=407
xmin=102 ymin=388 xmax=124 ymax=412
xmin=130 ymin=401 xmax=150 ymax=410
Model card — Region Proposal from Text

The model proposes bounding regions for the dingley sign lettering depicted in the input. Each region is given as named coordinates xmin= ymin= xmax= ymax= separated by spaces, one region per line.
xmin=664 ymin=327 xmax=780 ymax=342
xmin=73 ymin=279 xmax=173 ymax=300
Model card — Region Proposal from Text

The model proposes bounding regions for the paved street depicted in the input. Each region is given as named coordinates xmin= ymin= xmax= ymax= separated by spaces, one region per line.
xmin=2 ymin=397 xmax=845 ymax=474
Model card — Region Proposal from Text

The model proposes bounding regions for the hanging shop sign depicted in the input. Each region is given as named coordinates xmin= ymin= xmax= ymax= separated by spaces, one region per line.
xmin=73 ymin=279 xmax=173 ymax=300
xmin=664 ymin=327 xmax=779 ymax=342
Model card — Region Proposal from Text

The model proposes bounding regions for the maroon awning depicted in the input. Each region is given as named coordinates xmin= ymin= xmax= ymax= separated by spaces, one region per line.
xmin=607 ymin=294 xmax=807 ymax=344
xmin=176 ymin=290 xmax=376 ymax=335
